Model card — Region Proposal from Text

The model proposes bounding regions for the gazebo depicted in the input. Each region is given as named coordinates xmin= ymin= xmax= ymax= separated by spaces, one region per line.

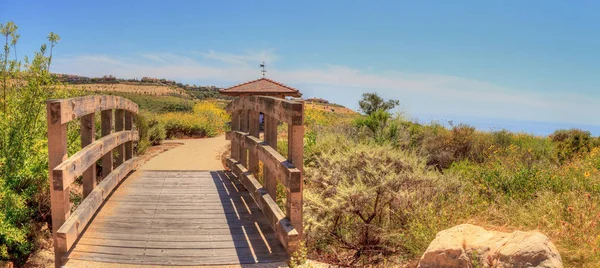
xmin=219 ymin=78 xmax=302 ymax=98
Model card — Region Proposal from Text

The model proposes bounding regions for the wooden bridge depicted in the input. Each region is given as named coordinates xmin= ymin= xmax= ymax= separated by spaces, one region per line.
xmin=47 ymin=95 xmax=304 ymax=267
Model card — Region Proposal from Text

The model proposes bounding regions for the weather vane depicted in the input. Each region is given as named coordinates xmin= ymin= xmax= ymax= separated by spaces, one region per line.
xmin=260 ymin=61 xmax=266 ymax=77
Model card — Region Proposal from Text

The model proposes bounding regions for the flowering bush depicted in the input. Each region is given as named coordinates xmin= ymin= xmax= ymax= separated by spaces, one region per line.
xmin=157 ymin=100 xmax=229 ymax=138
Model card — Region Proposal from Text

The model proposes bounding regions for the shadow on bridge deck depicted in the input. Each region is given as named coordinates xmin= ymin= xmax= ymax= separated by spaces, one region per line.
xmin=65 ymin=170 xmax=288 ymax=266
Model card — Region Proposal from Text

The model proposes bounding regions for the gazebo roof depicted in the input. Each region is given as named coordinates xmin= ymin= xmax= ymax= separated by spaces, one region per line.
xmin=219 ymin=78 xmax=302 ymax=97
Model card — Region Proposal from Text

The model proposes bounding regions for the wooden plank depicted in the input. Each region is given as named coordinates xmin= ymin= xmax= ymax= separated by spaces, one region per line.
xmin=91 ymin=216 xmax=272 ymax=225
xmin=53 ymin=130 xmax=138 ymax=191
xmin=46 ymin=100 xmax=70 ymax=268
xmin=67 ymin=251 xmax=287 ymax=265
xmin=96 ymin=212 xmax=263 ymax=221
xmin=79 ymin=232 xmax=280 ymax=243
xmin=101 ymin=110 xmax=113 ymax=178
xmin=225 ymin=96 xmax=303 ymax=125
xmin=114 ymin=109 xmax=125 ymax=166
xmin=88 ymin=221 xmax=269 ymax=230
xmin=56 ymin=157 xmax=138 ymax=253
xmin=71 ymin=244 xmax=286 ymax=257
xmin=77 ymin=237 xmax=283 ymax=250
xmin=81 ymin=113 xmax=96 ymax=198
xmin=83 ymin=226 xmax=271 ymax=236
xmin=46 ymin=95 xmax=138 ymax=125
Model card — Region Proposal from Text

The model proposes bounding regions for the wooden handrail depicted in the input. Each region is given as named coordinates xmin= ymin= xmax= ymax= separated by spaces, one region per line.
xmin=52 ymin=130 xmax=138 ymax=191
xmin=225 ymin=96 xmax=304 ymax=254
xmin=47 ymin=95 xmax=139 ymax=268
xmin=226 ymin=96 xmax=303 ymax=125
xmin=227 ymin=131 xmax=301 ymax=191
xmin=47 ymin=95 xmax=138 ymax=124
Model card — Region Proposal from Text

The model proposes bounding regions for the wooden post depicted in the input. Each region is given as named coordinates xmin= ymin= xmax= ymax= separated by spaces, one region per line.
xmin=264 ymin=115 xmax=278 ymax=200
xmin=230 ymin=111 xmax=240 ymax=161
xmin=47 ymin=101 xmax=70 ymax=268
xmin=287 ymin=102 xmax=304 ymax=237
xmin=81 ymin=113 xmax=96 ymax=198
xmin=248 ymin=110 xmax=260 ymax=175
xmin=114 ymin=109 xmax=125 ymax=166
xmin=101 ymin=110 xmax=113 ymax=178
xmin=239 ymin=110 xmax=249 ymax=167
xmin=124 ymin=111 xmax=133 ymax=160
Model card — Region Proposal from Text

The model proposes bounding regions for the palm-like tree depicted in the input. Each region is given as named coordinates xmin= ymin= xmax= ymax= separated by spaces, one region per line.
xmin=47 ymin=32 xmax=60 ymax=70
xmin=1 ymin=21 xmax=18 ymax=113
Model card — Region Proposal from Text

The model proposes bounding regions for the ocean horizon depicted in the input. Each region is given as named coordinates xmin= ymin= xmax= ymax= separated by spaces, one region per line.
xmin=412 ymin=114 xmax=600 ymax=137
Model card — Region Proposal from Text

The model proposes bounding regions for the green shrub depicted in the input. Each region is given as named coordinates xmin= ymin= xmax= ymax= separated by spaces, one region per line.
xmin=135 ymin=112 xmax=166 ymax=153
xmin=148 ymin=123 xmax=166 ymax=145
xmin=304 ymin=134 xmax=462 ymax=265
xmin=550 ymin=129 xmax=594 ymax=162
xmin=416 ymin=123 xmax=490 ymax=170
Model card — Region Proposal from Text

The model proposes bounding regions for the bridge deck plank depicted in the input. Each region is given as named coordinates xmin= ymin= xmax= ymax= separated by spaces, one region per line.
xmin=67 ymin=170 xmax=288 ymax=265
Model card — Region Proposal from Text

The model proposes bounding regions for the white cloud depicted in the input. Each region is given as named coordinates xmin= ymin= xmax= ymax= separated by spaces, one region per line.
xmin=52 ymin=51 xmax=600 ymax=126
xmin=193 ymin=50 xmax=279 ymax=66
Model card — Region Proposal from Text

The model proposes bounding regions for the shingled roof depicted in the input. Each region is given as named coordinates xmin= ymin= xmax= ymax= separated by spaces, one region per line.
xmin=219 ymin=78 xmax=302 ymax=97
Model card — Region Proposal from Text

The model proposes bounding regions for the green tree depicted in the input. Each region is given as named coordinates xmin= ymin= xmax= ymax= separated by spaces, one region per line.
xmin=358 ymin=92 xmax=399 ymax=115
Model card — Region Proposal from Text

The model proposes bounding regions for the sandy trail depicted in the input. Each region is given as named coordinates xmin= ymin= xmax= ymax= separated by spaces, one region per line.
xmin=141 ymin=135 xmax=229 ymax=171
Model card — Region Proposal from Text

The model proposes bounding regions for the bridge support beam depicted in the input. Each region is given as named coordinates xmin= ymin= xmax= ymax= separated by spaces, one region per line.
xmin=248 ymin=110 xmax=260 ymax=176
xmin=101 ymin=110 xmax=113 ymax=178
xmin=239 ymin=110 xmax=249 ymax=167
xmin=125 ymin=111 xmax=134 ymax=160
xmin=47 ymin=101 xmax=70 ymax=268
xmin=287 ymin=122 xmax=304 ymax=237
xmin=114 ymin=109 xmax=125 ymax=166
xmin=230 ymin=111 xmax=240 ymax=160
xmin=264 ymin=115 xmax=278 ymax=201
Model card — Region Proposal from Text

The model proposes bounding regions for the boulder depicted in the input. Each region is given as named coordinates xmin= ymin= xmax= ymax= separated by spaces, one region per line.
xmin=418 ymin=224 xmax=562 ymax=268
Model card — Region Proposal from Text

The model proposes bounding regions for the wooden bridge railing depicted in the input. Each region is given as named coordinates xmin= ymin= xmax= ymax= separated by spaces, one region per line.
xmin=225 ymin=96 xmax=304 ymax=254
xmin=46 ymin=95 xmax=139 ymax=267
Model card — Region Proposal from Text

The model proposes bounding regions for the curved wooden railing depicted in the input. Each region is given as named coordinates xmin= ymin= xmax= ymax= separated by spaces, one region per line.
xmin=46 ymin=95 xmax=139 ymax=267
xmin=225 ymin=96 xmax=304 ymax=254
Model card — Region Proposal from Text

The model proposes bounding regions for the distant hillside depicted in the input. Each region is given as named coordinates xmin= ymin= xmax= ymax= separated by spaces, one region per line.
xmin=66 ymin=83 xmax=190 ymax=97
xmin=56 ymin=73 xmax=227 ymax=100
xmin=305 ymin=100 xmax=357 ymax=115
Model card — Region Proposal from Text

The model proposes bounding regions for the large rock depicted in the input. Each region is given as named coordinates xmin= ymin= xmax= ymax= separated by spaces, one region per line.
xmin=418 ymin=224 xmax=562 ymax=268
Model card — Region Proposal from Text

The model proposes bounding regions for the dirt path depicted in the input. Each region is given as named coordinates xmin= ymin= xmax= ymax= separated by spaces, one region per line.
xmin=141 ymin=135 xmax=229 ymax=171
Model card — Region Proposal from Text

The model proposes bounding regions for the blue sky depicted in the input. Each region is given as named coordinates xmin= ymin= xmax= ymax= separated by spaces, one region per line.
xmin=3 ymin=1 xmax=600 ymax=135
